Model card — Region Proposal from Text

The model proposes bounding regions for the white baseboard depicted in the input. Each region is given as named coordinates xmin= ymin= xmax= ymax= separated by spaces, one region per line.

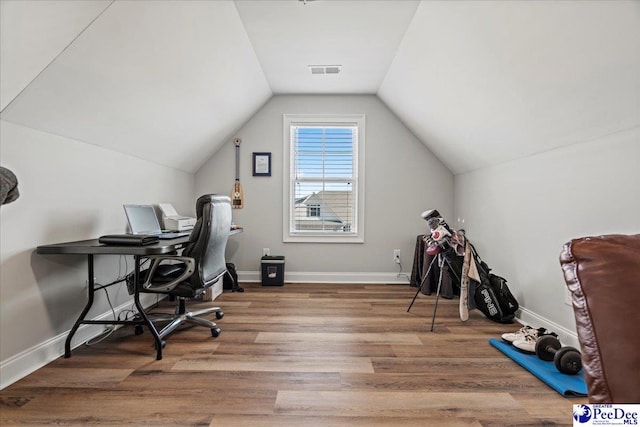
xmin=237 ymin=270 xmax=580 ymax=348
xmin=516 ymin=306 xmax=579 ymax=349
xmin=0 ymin=294 xmax=159 ymax=390
xmin=2 ymin=277 xmax=579 ymax=391
xmin=238 ymin=270 xmax=411 ymax=284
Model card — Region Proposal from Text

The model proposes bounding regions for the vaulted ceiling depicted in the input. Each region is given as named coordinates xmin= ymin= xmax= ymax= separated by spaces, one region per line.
xmin=2 ymin=0 xmax=638 ymax=174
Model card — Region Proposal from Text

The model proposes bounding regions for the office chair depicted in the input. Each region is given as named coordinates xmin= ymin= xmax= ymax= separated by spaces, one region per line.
xmin=136 ymin=194 xmax=232 ymax=344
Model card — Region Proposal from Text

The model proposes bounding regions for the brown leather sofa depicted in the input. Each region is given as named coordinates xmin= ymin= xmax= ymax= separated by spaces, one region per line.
xmin=560 ymin=234 xmax=640 ymax=403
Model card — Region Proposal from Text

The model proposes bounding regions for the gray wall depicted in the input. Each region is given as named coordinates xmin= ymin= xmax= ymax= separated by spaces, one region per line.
xmin=455 ymin=127 xmax=640 ymax=339
xmin=0 ymin=120 xmax=194 ymax=386
xmin=195 ymin=95 xmax=454 ymax=280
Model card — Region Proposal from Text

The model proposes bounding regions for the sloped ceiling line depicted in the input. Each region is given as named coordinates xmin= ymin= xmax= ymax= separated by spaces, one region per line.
xmin=379 ymin=0 xmax=640 ymax=174
xmin=1 ymin=1 xmax=638 ymax=176
xmin=1 ymin=0 xmax=273 ymax=173
xmin=234 ymin=0 xmax=421 ymax=94
xmin=0 ymin=0 xmax=114 ymax=113
xmin=1 ymin=1 xmax=115 ymax=115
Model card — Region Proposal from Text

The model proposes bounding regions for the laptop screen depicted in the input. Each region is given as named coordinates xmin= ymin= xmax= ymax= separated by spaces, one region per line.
xmin=123 ymin=204 xmax=162 ymax=235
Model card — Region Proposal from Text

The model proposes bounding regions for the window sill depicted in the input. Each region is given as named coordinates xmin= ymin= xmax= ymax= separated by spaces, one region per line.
xmin=284 ymin=234 xmax=364 ymax=244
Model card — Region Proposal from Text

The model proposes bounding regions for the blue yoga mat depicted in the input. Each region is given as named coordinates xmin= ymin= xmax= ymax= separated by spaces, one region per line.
xmin=489 ymin=338 xmax=587 ymax=397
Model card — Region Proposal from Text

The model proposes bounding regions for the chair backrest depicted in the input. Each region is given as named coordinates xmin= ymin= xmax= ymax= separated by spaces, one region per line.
xmin=560 ymin=234 xmax=640 ymax=404
xmin=182 ymin=194 xmax=232 ymax=288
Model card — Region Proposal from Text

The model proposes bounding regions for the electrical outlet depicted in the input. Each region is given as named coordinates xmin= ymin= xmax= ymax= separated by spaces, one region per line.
xmin=393 ymin=249 xmax=401 ymax=264
xmin=263 ymin=248 xmax=270 ymax=257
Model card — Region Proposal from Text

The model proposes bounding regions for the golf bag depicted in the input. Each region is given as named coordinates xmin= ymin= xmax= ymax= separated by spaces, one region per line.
xmin=473 ymin=256 xmax=519 ymax=324
xmin=419 ymin=209 xmax=519 ymax=324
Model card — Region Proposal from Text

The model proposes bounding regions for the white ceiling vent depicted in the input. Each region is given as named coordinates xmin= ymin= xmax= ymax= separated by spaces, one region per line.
xmin=309 ymin=65 xmax=342 ymax=75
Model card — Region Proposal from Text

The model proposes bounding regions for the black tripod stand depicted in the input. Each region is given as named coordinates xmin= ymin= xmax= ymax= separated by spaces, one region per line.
xmin=407 ymin=248 xmax=462 ymax=332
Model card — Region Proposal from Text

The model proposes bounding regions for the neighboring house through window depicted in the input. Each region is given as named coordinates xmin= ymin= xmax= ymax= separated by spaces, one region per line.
xmin=307 ymin=203 xmax=321 ymax=217
xmin=283 ymin=114 xmax=365 ymax=243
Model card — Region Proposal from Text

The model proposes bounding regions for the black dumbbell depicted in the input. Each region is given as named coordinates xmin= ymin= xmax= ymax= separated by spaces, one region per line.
xmin=535 ymin=335 xmax=582 ymax=375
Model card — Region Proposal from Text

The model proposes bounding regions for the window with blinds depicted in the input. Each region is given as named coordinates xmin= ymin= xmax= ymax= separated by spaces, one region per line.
xmin=283 ymin=114 xmax=365 ymax=243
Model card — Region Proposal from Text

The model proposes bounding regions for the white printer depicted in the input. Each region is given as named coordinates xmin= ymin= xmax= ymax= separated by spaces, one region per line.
xmin=158 ymin=203 xmax=196 ymax=232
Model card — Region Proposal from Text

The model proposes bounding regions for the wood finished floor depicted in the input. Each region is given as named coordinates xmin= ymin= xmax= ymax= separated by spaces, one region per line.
xmin=0 ymin=283 xmax=586 ymax=426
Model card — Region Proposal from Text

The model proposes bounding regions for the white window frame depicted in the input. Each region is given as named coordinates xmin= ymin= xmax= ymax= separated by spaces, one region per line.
xmin=283 ymin=114 xmax=365 ymax=243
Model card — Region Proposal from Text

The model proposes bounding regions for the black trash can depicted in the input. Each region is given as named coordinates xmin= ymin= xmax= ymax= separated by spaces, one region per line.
xmin=261 ymin=255 xmax=285 ymax=286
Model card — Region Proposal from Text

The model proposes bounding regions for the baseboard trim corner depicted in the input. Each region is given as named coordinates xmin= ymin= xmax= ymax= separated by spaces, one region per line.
xmin=516 ymin=306 xmax=579 ymax=349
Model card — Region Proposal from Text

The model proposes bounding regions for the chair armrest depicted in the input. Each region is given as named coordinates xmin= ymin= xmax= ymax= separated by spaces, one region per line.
xmin=140 ymin=255 xmax=196 ymax=293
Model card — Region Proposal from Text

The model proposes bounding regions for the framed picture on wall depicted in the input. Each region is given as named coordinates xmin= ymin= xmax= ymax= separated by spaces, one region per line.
xmin=252 ymin=152 xmax=271 ymax=176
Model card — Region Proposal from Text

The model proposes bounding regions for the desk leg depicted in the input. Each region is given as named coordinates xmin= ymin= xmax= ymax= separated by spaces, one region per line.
xmin=65 ymin=254 xmax=95 ymax=358
xmin=133 ymin=255 xmax=164 ymax=360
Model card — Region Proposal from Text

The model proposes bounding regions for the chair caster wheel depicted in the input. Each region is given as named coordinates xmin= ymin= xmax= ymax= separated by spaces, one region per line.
xmin=134 ymin=325 xmax=144 ymax=335
xmin=216 ymin=311 xmax=224 ymax=320
xmin=211 ymin=327 xmax=221 ymax=337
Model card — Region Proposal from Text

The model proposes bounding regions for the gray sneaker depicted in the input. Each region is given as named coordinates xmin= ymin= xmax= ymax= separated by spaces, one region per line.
xmin=501 ymin=325 xmax=536 ymax=343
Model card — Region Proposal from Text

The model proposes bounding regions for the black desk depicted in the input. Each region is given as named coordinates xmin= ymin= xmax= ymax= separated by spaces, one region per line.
xmin=37 ymin=236 xmax=189 ymax=360
xmin=36 ymin=229 xmax=242 ymax=360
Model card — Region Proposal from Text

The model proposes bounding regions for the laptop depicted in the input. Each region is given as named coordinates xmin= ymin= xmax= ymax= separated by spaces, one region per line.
xmin=123 ymin=204 xmax=192 ymax=239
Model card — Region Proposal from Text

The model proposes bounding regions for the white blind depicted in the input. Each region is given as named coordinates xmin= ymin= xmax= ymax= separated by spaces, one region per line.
xmin=290 ymin=124 xmax=357 ymax=234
